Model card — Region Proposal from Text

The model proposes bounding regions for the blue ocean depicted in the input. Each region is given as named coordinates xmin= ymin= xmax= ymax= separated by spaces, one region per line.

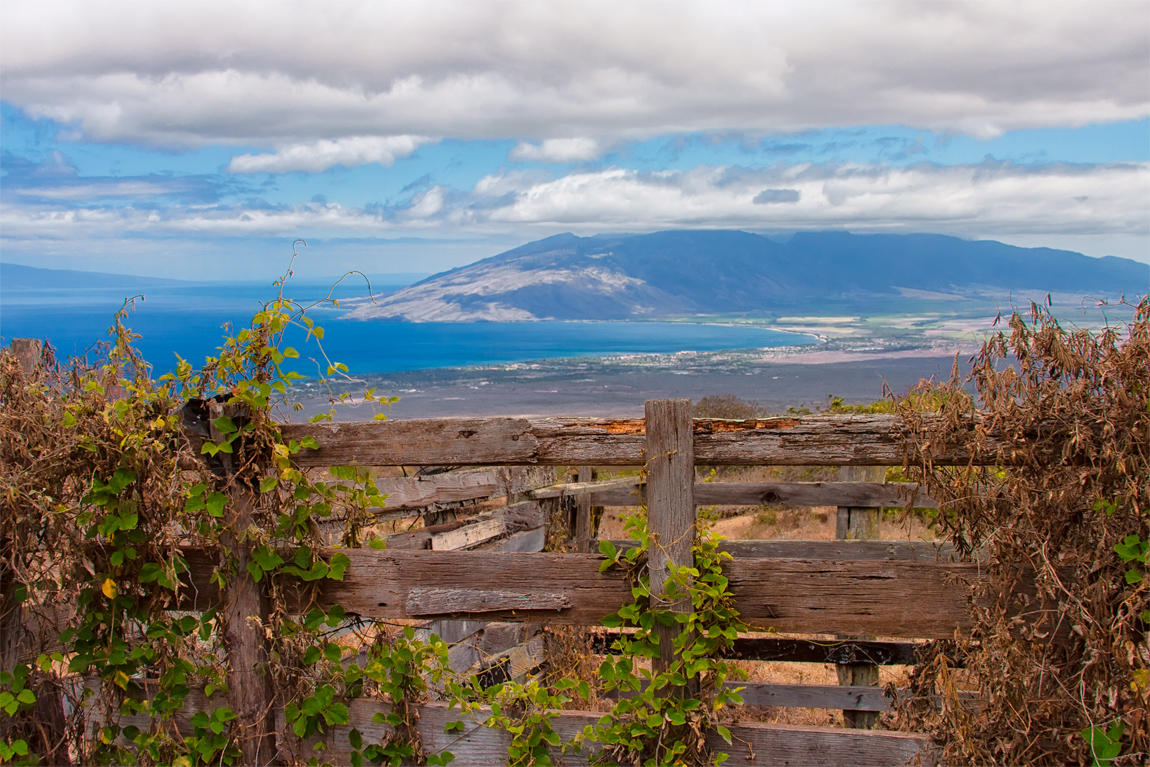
xmin=1 ymin=282 xmax=818 ymax=375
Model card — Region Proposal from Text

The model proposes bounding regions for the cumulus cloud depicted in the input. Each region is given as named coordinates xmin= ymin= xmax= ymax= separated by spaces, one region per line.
xmin=473 ymin=162 xmax=1150 ymax=237
xmin=1 ymin=1 xmax=1145 ymax=147
xmin=509 ymin=138 xmax=604 ymax=163
xmin=227 ymin=135 xmax=434 ymax=174
xmin=4 ymin=161 xmax=1145 ymax=249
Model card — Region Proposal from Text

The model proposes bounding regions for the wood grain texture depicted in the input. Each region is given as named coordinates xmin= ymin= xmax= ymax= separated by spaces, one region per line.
xmin=109 ymin=688 xmax=930 ymax=766
xmin=313 ymin=550 xmax=633 ymax=625
xmin=372 ymin=472 xmax=502 ymax=511
xmin=179 ymin=548 xmax=983 ymax=637
xmin=610 ymin=538 xmax=967 ymax=562
xmin=480 ymin=526 xmax=547 ymax=553
xmin=529 ymin=476 xmax=641 ymax=499
xmin=384 ymin=501 xmax=545 ymax=551
xmin=430 ymin=517 xmax=506 ymax=550
xmin=289 ymin=701 xmax=929 ymax=767
xmin=645 ymin=400 xmax=696 ymax=675
xmin=725 ymin=558 xmax=978 ymax=636
xmin=210 ymin=404 xmax=276 ymax=766
xmin=280 ymin=414 xmax=1006 ymax=468
xmin=281 ymin=418 xmax=538 ymax=467
xmin=834 ymin=466 xmax=885 ymax=728
xmin=574 ymin=466 xmax=594 ymax=553
xmin=9 ymin=337 xmax=43 ymax=376
xmin=717 ymin=540 xmax=964 ymax=562
xmin=593 ymin=481 xmax=937 ymax=508
xmin=406 ymin=588 xmax=572 ymax=614
xmin=707 ymin=721 xmax=931 ymax=766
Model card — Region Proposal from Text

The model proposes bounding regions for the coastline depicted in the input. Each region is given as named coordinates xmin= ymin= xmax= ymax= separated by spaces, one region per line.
xmin=289 ymin=338 xmax=979 ymax=421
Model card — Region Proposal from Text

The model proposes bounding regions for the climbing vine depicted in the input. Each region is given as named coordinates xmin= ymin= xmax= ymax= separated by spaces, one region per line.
xmin=0 ymin=251 xmax=398 ymax=766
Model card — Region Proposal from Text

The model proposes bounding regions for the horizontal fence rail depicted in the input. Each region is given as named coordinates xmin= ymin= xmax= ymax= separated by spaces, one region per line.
xmin=576 ymin=479 xmax=939 ymax=508
xmin=178 ymin=546 xmax=997 ymax=637
xmin=280 ymin=413 xmax=1009 ymax=467
xmin=108 ymin=693 xmax=933 ymax=766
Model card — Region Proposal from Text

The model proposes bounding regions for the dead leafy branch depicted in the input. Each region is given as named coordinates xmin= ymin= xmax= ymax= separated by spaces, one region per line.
xmin=892 ymin=297 xmax=1149 ymax=765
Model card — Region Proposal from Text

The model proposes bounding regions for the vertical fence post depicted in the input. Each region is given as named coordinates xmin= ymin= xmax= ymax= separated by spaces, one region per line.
xmin=644 ymin=399 xmax=695 ymax=680
xmin=574 ymin=466 xmax=594 ymax=553
xmin=10 ymin=338 xmax=43 ymax=377
xmin=835 ymin=465 xmax=885 ymax=729
xmin=210 ymin=403 xmax=277 ymax=765
xmin=2 ymin=339 xmax=71 ymax=763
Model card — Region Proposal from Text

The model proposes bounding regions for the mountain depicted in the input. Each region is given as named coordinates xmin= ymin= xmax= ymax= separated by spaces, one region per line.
xmin=0 ymin=263 xmax=189 ymax=290
xmin=344 ymin=231 xmax=1149 ymax=322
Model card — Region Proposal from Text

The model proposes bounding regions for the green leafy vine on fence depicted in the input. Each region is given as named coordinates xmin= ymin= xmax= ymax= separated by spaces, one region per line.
xmin=3 ymin=248 xmax=756 ymax=767
xmin=0 ymin=251 xmax=398 ymax=766
xmin=579 ymin=508 xmax=747 ymax=766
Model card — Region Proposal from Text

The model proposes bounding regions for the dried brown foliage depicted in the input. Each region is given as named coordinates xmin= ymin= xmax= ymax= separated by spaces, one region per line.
xmin=892 ymin=297 xmax=1149 ymax=765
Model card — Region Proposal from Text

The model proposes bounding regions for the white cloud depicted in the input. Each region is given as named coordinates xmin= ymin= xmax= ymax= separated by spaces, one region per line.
xmin=477 ymin=162 xmax=1150 ymax=239
xmin=509 ymin=138 xmax=604 ymax=163
xmin=4 ymin=162 xmax=1145 ymax=258
xmin=228 ymin=136 xmax=433 ymax=173
xmin=1 ymin=1 xmax=1145 ymax=147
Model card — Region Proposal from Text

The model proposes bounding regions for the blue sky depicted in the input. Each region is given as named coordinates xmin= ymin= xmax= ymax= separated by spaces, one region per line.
xmin=1 ymin=1 xmax=1147 ymax=280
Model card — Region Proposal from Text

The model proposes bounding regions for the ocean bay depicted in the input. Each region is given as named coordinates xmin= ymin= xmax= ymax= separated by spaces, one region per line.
xmin=0 ymin=284 xmax=818 ymax=375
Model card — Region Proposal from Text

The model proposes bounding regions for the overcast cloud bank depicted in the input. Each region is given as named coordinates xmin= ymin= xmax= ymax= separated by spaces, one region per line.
xmin=0 ymin=1 xmax=1146 ymax=277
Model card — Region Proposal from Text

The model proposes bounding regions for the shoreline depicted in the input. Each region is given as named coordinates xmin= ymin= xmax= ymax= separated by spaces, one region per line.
xmin=291 ymin=339 xmax=978 ymax=421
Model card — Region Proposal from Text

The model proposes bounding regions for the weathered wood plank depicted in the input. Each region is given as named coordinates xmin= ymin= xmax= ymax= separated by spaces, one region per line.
xmin=384 ymin=501 xmax=545 ymax=550
xmin=593 ymin=481 xmax=937 ymax=508
xmin=835 ymin=466 xmax=886 ymax=729
xmin=210 ymin=404 xmax=276 ymax=766
xmin=606 ymin=681 xmax=893 ymax=712
xmin=182 ymin=548 xmax=981 ymax=636
xmin=646 ymin=400 xmax=696 ymax=675
xmin=528 ymin=476 xmax=641 ymax=499
xmin=302 ymin=550 xmax=980 ymax=637
xmin=431 ymin=517 xmax=506 ymax=550
xmin=406 ymin=587 xmax=572 ymax=615
xmin=281 ymin=414 xmax=1006 ymax=468
xmin=282 ymin=418 xmax=539 ymax=467
xmin=295 ymin=701 xmax=929 ymax=766
xmin=707 ymin=720 xmax=932 ymax=766
xmin=736 ymin=682 xmax=892 ymax=712
xmin=573 ymin=466 xmax=595 ymax=553
xmin=610 ymin=539 xmax=966 ymax=562
xmin=373 ymin=472 xmax=503 ymax=510
xmin=109 ymin=689 xmax=929 ymax=766
xmin=480 ymin=526 xmax=546 ymax=552
xmin=180 ymin=544 xmax=985 ymax=638
xmin=719 ymin=540 xmax=962 ymax=561
xmin=726 ymin=557 xmax=978 ymax=636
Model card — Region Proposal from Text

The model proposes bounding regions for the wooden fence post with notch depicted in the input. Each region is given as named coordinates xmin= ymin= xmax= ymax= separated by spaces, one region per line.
xmin=835 ymin=465 xmax=885 ymax=729
xmin=574 ymin=465 xmax=595 ymax=553
xmin=209 ymin=402 xmax=277 ymax=765
xmin=644 ymin=399 xmax=696 ymax=684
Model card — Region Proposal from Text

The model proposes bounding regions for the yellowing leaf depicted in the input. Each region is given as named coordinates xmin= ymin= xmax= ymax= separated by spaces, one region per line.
xmin=101 ymin=578 xmax=117 ymax=599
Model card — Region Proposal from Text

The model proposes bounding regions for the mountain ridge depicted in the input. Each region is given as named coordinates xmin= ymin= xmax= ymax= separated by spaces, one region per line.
xmin=345 ymin=230 xmax=1149 ymax=322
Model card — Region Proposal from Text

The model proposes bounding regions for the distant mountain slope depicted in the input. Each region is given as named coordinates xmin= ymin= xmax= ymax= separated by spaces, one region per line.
xmin=344 ymin=230 xmax=1148 ymax=322
xmin=0 ymin=263 xmax=188 ymax=290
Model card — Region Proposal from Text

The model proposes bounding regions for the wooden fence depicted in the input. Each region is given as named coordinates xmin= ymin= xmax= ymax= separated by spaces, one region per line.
xmin=12 ymin=372 xmax=1014 ymax=765
xmin=209 ymin=399 xmax=992 ymax=765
